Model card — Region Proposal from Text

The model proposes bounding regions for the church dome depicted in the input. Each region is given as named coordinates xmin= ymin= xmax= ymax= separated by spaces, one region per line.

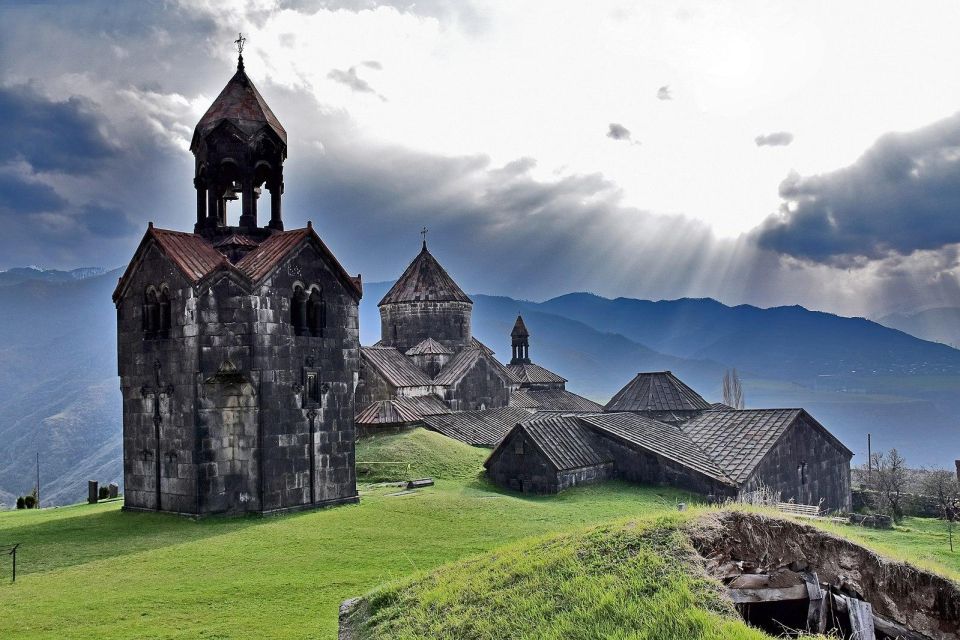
xmin=378 ymin=244 xmax=471 ymax=306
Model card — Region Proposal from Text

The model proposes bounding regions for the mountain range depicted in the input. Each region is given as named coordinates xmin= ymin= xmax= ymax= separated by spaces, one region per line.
xmin=878 ymin=307 xmax=960 ymax=350
xmin=1 ymin=270 xmax=958 ymax=507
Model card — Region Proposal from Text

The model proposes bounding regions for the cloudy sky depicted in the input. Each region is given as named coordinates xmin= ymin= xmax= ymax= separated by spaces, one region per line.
xmin=2 ymin=0 xmax=960 ymax=318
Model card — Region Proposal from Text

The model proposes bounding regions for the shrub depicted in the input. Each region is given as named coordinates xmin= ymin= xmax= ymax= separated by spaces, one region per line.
xmin=16 ymin=496 xmax=25 ymax=509
xmin=23 ymin=495 xmax=36 ymax=509
xmin=98 ymin=486 xmax=110 ymax=500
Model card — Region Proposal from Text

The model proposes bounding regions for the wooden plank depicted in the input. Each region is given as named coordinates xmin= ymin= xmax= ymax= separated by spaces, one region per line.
xmin=832 ymin=593 xmax=932 ymax=640
xmin=802 ymin=572 xmax=823 ymax=632
xmin=848 ymin=598 xmax=876 ymax=640
xmin=728 ymin=584 xmax=808 ymax=604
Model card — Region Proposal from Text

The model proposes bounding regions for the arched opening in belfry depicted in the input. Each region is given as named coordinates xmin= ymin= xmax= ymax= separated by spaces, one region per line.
xmin=143 ymin=287 xmax=159 ymax=337
xmin=292 ymin=285 xmax=308 ymax=335
xmin=158 ymin=287 xmax=171 ymax=338
xmin=307 ymin=288 xmax=326 ymax=336
xmin=217 ymin=160 xmax=242 ymax=226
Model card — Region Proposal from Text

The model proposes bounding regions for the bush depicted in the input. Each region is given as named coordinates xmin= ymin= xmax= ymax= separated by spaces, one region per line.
xmin=23 ymin=495 xmax=36 ymax=509
xmin=16 ymin=496 xmax=25 ymax=509
xmin=98 ymin=486 xmax=110 ymax=500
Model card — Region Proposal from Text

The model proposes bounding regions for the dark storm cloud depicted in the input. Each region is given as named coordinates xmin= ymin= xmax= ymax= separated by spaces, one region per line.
xmin=754 ymin=131 xmax=794 ymax=147
xmin=0 ymin=85 xmax=113 ymax=173
xmin=754 ymin=112 xmax=960 ymax=265
xmin=327 ymin=66 xmax=386 ymax=100
xmin=606 ymin=123 xmax=632 ymax=141
xmin=0 ymin=172 xmax=66 ymax=213
xmin=657 ymin=85 xmax=672 ymax=100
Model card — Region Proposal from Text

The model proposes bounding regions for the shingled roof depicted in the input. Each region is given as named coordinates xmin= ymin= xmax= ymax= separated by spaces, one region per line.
xmin=681 ymin=409 xmax=852 ymax=484
xmin=579 ymin=413 xmax=734 ymax=486
xmin=423 ymin=406 xmax=534 ymax=447
xmin=192 ymin=63 xmax=287 ymax=147
xmin=506 ymin=363 xmax=567 ymax=385
xmin=506 ymin=415 xmax=613 ymax=472
xmin=604 ymin=371 xmax=711 ymax=412
xmin=360 ymin=346 xmax=435 ymax=388
xmin=113 ymin=224 xmax=362 ymax=303
xmin=433 ymin=347 xmax=520 ymax=387
xmin=405 ymin=337 xmax=452 ymax=356
xmin=510 ymin=389 xmax=603 ymax=413
xmin=379 ymin=245 xmax=472 ymax=305
xmin=354 ymin=394 xmax=451 ymax=426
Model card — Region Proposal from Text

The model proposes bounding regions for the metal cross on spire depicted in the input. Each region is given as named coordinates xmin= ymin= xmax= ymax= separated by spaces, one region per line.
xmin=235 ymin=32 xmax=246 ymax=70
xmin=420 ymin=226 xmax=428 ymax=249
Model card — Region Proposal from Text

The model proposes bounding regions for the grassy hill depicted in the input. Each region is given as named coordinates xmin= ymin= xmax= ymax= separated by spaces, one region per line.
xmin=355 ymin=428 xmax=488 ymax=483
xmin=1 ymin=430 xmax=959 ymax=638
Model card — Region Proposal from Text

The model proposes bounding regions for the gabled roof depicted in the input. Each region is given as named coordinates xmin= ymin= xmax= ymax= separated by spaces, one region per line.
xmin=604 ymin=371 xmax=711 ymax=412
xmin=433 ymin=347 xmax=520 ymax=387
xmin=423 ymin=406 xmax=534 ymax=447
xmin=379 ymin=245 xmax=472 ymax=305
xmin=360 ymin=346 xmax=434 ymax=388
xmin=192 ymin=65 xmax=287 ymax=147
xmin=405 ymin=337 xmax=453 ymax=356
xmin=506 ymin=363 xmax=567 ymax=385
xmin=510 ymin=389 xmax=603 ymax=413
xmin=511 ymin=315 xmax=529 ymax=338
xmin=113 ymin=224 xmax=362 ymax=303
xmin=508 ymin=415 xmax=613 ymax=472
xmin=681 ymin=408 xmax=852 ymax=484
xmin=354 ymin=394 xmax=451 ymax=426
xmin=710 ymin=402 xmax=736 ymax=411
xmin=579 ymin=413 xmax=734 ymax=486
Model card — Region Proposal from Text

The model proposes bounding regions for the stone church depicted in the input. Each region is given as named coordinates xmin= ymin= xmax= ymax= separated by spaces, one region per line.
xmin=113 ymin=52 xmax=362 ymax=516
xmin=357 ymin=240 xmax=519 ymax=411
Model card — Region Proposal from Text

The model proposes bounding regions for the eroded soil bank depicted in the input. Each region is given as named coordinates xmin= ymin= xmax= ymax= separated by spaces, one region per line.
xmin=689 ymin=511 xmax=960 ymax=639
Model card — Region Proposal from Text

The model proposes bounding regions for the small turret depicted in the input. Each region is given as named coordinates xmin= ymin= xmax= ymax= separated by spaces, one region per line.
xmin=510 ymin=315 xmax=530 ymax=364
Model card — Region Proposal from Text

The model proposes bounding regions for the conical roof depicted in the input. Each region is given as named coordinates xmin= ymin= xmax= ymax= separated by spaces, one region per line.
xmin=511 ymin=315 xmax=529 ymax=338
xmin=604 ymin=371 xmax=711 ymax=412
xmin=192 ymin=60 xmax=287 ymax=148
xmin=379 ymin=245 xmax=472 ymax=305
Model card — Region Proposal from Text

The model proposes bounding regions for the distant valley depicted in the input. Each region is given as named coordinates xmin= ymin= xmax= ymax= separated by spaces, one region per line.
xmin=1 ymin=269 xmax=959 ymax=506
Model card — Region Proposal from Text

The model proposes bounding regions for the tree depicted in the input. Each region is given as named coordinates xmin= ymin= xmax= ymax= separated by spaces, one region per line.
xmin=16 ymin=496 xmax=25 ymax=509
xmin=866 ymin=449 xmax=908 ymax=523
xmin=922 ymin=468 xmax=960 ymax=551
xmin=722 ymin=369 xmax=745 ymax=409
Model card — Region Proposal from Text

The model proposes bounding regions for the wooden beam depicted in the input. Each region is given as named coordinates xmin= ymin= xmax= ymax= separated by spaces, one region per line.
xmin=728 ymin=584 xmax=809 ymax=604
xmin=831 ymin=593 xmax=933 ymax=640
xmin=847 ymin=598 xmax=876 ymax=640
xmin=802 ymin=572 xmax=824 ymax=633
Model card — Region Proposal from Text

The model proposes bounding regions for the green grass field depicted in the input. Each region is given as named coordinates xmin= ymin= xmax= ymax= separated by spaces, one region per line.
xmin=0 ymin=429 xmax=957 ymax=639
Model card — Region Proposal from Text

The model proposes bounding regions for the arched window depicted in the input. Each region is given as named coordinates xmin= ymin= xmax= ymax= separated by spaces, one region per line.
xmin=292 ymin=285 xmax=307 ymax=335
xmin=158 ymin=288 xmax=171 ymax=338
xmin=308 ymin=289 xmax=325 ymax=336
xmin=143 ymin=288 xmax=159 ymax=337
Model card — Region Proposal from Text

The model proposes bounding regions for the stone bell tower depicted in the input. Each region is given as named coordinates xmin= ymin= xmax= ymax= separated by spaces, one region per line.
xmin=191 ymin=38 xmax=286 ymax=236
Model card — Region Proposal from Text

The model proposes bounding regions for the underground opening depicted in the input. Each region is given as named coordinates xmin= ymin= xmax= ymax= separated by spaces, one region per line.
xmin=689 ymin=511 xmax=960 ymax=639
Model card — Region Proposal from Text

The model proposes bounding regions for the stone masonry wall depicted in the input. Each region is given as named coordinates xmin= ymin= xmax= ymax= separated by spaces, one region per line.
xmin=117 ymin=243 xmax=200 ymax=514
xmin=378 ymin=301 xmax=472 ymax=354
xmin=742 ymin=416 xmax=852 ymax=512
xmin=445 ymin=355 xmax=512 ymax=411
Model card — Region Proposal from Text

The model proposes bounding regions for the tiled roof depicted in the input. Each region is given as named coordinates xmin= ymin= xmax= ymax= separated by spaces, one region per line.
xmin=470 ymin=337 xmax=495 ymax=355
xmin=405 ymin=337 xmax=453 ymax=356
xmin=423 ymin=406 xmax=535 ymax=447
xmin=193 ymin=66 xmax=287 ymax=146
xmin=355 ymin=399 xmax=422 ymax=426
xmin=506 ymin=363 xmax=567 ymax=385
xmin=514 ymin=415 xmax=613 ymax=472
xmin=213 ymin=234 xmax=259 ymax=249
xmin=510 ymin=389 xmax=603 ymax=412
xmin=360 ymin=346 xmax=434 ymax=388
xmin=354 ymin=394 xmax=451 ymax=426
xmin=433 ymin=347 xmax=519 ymax=386
xmin=604 ymin=371 xmax=711 ymax=412
xmin=681 ymin=409 xmax=804 ymax=484
xmin=710 ymin=402 xmax=736 ymax=411
xmin=511 ymin=315 xmax=529 ymax=338
xmin=235 ymin=228 xmax=311 ymax=281
xmin=579 ymin=413 xmax=734 ymax=486
xmin=379 ymin=246 xmax=472 ymax=305
xmin=114 ymin=224 xmax=362 ymax=302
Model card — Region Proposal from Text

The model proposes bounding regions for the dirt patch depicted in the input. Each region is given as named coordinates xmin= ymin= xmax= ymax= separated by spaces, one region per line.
xmin=688 ymin=511 xmax=960 ymax=639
